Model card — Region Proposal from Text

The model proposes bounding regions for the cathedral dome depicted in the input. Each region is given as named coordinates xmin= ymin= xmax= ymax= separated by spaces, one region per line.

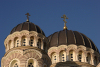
xmin=10 ymin=21 xmax=45 ymax=36
xmin=48 ymin=29 xmax=99 ymax=53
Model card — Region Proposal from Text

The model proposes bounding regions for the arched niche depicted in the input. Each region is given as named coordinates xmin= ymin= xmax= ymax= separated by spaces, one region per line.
xmin=78 ymin=51 xmax=83 ymax=62
xmin=26 ymin=58 xmax=38 ymax=67
xmin=21 ymin=36 xmax=26 ymax=46
xmin=51 ymin=52 xmax=57 ymax=64
xmin=69 ymin=50 xmax=75 ymax=61
xmin=9 ymin=59 xmax=20 ymax=67
xmin=29 ymin=36 xmax=34 ymax=46
xmin=59 ymin=50 xmax=66 ymax=62
xmin=14 ymin=37 xmax=19 ymax=47
xmin=37 ymin=38 xmax=41 ymax=48
xmin=86 ymin=53 xmax=91 ymax=64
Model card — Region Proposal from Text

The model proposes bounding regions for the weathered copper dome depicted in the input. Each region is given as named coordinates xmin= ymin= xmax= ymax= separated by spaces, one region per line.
xmin=48 ymin=29 xmax=99 ymax=53
xmin=10 ymin=21 xmax=45 ymax=36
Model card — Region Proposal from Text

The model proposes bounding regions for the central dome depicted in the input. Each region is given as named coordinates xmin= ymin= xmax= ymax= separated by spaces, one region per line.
xmin=48 ymin=29 xmax=99 ymax=53
xmin=10 ymin=21 xmax=45 ymax=36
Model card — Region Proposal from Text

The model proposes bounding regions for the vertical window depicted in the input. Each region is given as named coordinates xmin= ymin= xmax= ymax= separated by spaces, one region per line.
xmin=30 ymin=36 xmax=34 ymax=46
xmin=17 ymin=40 xmax=19 ymax=47
xmin=27 ymin=59 xmax=35 ymax=67
xmin=37 ymin=39 xmax=41 ymax=48
xmin=14 ymin=37 xmax=19 ymax=47
xmin=62 ymin=54 xmax=65 ymax=62
xmin=78 ymin=54 xmax=81 ymax=62
xmin=23 ymin=39 xmax=26 ymax=46
xmin=51 ymin=53 xmax=57 ymax=64
xmin=22 ymin=36 xmax=26 ymax=46
xmin=60 ymin=51 xmax=66 ymax=62
xmin=30 ymin=39 xmax=33 ymax=46
xmin=69 ymin=50 xmax=74 ymax=61
xmin=87 ymin=53 xmax=91 ymax=64
xmin=78 ymin=51 xmax=82 ymax=62
xmin=71 ymin=54 xmax=73 ymax=61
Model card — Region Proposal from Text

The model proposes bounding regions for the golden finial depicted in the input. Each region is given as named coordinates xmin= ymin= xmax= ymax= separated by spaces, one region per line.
xmin=61 ymin=14 xmax=68 ymax=30
xmin=25 ymin=13 xmax=30 ymax=22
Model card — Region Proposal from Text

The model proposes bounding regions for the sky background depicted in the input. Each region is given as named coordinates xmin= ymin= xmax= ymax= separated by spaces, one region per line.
xmin=0 ymin=0 xmax=100 ymax=66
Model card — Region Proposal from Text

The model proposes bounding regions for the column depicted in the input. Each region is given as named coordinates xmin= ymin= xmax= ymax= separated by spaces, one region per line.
xmin=57 ymin=53 xmax=59 ymax=62
xmin=75 ymin=52 xmax=78 ymax=61
xmin=34 ymin=37 xmax=38 ymax=47
xmin=67 ymin=52 xmax=69 ymax=61
xmin=91 ymin=54 xmax=94 ymax=65
xmin=26 ymin=37 xmax=30 ymax=46
xmin=19 ymin=37 xmax=21 ymax=46
xmin=41 ymin=40 xmax=43 ymax=50
xmin=84 ymin=53 xmax=87 ymax=63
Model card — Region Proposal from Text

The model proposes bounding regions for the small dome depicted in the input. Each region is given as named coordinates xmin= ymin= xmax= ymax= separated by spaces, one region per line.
xmin=48 ymin=29 xmax=99 ymax=53
xmin=10 ymin=22 xmax=45 ymax=36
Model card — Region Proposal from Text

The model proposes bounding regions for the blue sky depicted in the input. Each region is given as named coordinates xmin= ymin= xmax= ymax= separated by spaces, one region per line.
xmin=0 ymin=0 xmax=100 ymax=66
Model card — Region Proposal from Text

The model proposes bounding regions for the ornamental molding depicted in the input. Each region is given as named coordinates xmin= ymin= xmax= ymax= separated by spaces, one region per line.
xmin=23 ymin=49 xmax=42 ymax=58
xmin=5 ymin=50 xmax=23 ymax=59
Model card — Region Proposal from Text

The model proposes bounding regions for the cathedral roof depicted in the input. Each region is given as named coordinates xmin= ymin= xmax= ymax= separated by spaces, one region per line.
xmin=48 ymin=29 xmax=99 ymax=53
xmin=10 ymin=21 xmax=45 ymax=36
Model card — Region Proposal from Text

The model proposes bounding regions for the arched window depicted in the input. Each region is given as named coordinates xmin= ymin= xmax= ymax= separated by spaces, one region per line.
xmin=14 ymin=37 xmax=19 ymax=47
xmin=51 ymin=53 xmax=57 ymax=64
xmin=30 ymin=36 xmax=34 ymax=46
xmin=37 ymin=39 xmax=41 ymax=48
xmin=22 ymin=36 xmax=26 ymax=46
xmin=60 ymin=51 xmax=66 ymax=62
xmin=78 ymin=51 xmax=82 ymax=62
xmin=28 ymin=59 xmax=34 ymax=67
xmin=10 ymin=59 xmax=19 ymax=67
xmin=13 ymin=63 xmax=18 ymax=67
xmin=27 ymin=58 xmax=38 ymax=67
xmin=86 ymin=53 xmax=91 ymax=64
xmin=94 ymin=56 xmax=97 ymax=66
xmin=69 ymin=50 xmax=74 ymax=61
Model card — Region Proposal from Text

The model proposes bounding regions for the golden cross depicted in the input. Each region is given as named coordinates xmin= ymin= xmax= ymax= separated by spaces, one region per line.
xmin=61 ymin=14 xmax=68 ymax=23
xmin=61 ymin=14 xmax=68 ymax=30
xmin=25 ymin=13 xmax=30 ymax=22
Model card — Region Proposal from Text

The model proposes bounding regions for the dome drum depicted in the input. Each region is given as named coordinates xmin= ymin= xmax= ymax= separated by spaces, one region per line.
xmin=4 ymin=30 xmax=48 ymax=53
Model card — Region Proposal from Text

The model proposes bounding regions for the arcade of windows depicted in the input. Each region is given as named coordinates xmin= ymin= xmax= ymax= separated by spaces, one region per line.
xmin=7 ymin=36 xmax=47 ymax=52
xmin=51 ymin=51 xmax=98 ymax=66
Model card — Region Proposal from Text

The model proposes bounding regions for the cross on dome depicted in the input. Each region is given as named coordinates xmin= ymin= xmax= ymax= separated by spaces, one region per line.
xmin=61 ymin=14 xmax=68 ymax=30
xmin=25 ymin=13 xmax=30 ymax=22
